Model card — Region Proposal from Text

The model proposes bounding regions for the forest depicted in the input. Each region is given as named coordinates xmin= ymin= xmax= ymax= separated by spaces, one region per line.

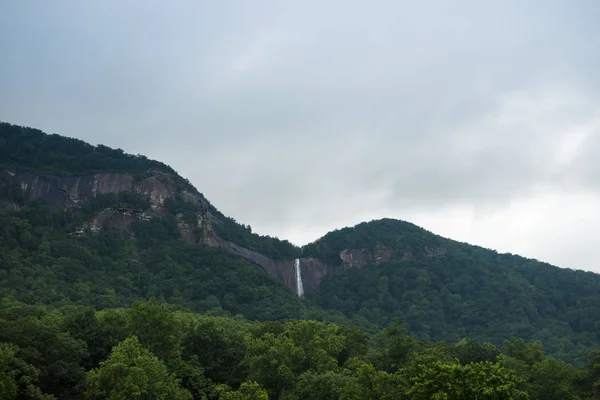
xmin=305 ymin=219 xmax=600 ymax=364
xmin=3 ymin=122 xmax=600 ymax=398
xmin=2 ymin=297 xmax=600 ymax=399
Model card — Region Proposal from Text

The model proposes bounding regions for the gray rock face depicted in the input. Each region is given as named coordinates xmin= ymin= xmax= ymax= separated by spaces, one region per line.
xmin=1 ymin=168 xmax=210 ymax=211
xmin=1 ymin=167 xmax=331 ymax=294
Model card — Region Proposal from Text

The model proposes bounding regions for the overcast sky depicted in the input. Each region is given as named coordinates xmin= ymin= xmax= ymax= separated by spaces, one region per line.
xmin=2 ymin=1 xmax=600 ymax=272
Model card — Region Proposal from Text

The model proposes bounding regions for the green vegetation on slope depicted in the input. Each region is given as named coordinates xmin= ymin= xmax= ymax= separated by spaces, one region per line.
xmin=0 ymin=122 xmax=176 ymax=178
xmin=0 ymin=121 xmax=301 ymax=260
xmin=0 ymin=199 xmax=303 ymax=321
xmin=210 ymin=212 xmax=300 ymax=261
xmin=1 ymin=298 xmax=599 ymax=399
xmin=302 ymin=218 xmax=441 ymax=266
xmin=305 ymin=219 xmax=600 ymax=364
xmin=4 ymin=122 xmax=600 ymax=397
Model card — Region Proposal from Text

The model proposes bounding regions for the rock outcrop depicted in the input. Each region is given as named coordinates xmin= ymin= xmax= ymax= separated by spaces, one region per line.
xmin=423 ymin=246 xmax=448 ymax=257
xmin=1 ymin=167 xmax=329 ymax=293
xmin=339 ymin=246 xmax=393 ymax=268
xmin=199 ymin=215 xmax=328 ymax=293
xmin=0 ymin=168 xmax=209 ymax=213
xmin=1 ymin=167 xmax=423 ymax=295
xmin=297 ymin=258 xmax=329 ymax=294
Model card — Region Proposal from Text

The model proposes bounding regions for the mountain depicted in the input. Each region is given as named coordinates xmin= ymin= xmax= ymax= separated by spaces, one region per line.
xmin=303 ymin=219 xmax=600 ymax=362
xmin=2 ymin=121 xmax=600 ymax=364
xmin=0 ymin=122 xmax=308 ymax=321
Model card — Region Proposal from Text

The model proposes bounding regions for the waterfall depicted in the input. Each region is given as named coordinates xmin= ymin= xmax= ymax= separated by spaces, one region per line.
xmin=294 ymin=258 xmax=304 ymax=297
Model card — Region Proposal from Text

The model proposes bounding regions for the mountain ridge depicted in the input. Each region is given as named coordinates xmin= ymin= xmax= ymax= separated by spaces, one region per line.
xmin=0 ymin=120 xmax=587 ymax=273
xmin=2 ymin=120 xmax=600 ymax=364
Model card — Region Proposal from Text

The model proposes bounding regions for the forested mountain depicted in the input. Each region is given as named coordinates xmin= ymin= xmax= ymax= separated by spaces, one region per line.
xmin=304 ymin=219 xmax=600 ymax=363
xmin=2 ymin=121 xmax=600 ymax=399
xmin=0 ymin=122 xmax=306 ymax=321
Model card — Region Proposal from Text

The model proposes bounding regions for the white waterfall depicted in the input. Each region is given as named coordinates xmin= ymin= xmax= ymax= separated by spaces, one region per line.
xmin=294 ymin=258 xmax=304 ymax=297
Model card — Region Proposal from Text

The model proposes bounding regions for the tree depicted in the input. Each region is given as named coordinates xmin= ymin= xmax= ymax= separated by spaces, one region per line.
xmin=243 ymin=333 xmax=296 ymax=398
xmin=243 ymin=320 xmax=346 ymax=398
xmin=216 ymin=381 xmax=269 ymax=400
xmin=126 ymin=298 xmax=181 ymax=363
xmin=85 ymin=336 xmax=191 ymax=400
xmin=0 ymin=343 xmax=18 ymax=400
xmin=452 ymin=339 xmax=500 ymax=365
xmin=528 ymin=358 xmax=578 ymax=400
xmin=587 ymin=350 xmax=600 ymax=398
xmin=408 ymin=359 xmax=528 ymax=400
xmin=291 ymin=370 xmax=350 ymax=400
xmin=339 ymin=359 xmax=407 ymax=400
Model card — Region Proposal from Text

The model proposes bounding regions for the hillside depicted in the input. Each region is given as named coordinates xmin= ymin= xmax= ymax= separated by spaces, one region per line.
xmin=2 ymin=121 xmax=600 ymax=366
xmin=0 ymin=122 xmax=307 ymax=321
xmin=304 ymin=219 xmax=600 ymax=362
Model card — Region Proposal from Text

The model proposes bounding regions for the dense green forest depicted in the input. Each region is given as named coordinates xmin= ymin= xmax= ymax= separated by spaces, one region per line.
xmin=3 ymin=121 xmax=600 ymax=398
xmin=305 ymin=219 xmax=600 ymax=364
xmin=0 ymin=202 xmax=305 ymax=321
xmin=2 ymin=298 xmax=600 ymax=399
xmin=0 ymin=122 xmax=177 ymax=178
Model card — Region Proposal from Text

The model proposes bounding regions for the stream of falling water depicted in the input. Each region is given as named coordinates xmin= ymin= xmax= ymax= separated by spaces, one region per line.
xmin=294 ymin=258 xmax=304 ymax=297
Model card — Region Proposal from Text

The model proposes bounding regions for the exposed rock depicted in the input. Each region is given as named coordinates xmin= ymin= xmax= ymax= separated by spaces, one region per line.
xmin=340 ymin=249 xmax=372 ymax=268
xmin=82 ymin=208 xmax=137 ymax=233
xmin=297 ymin=258 xmax=329 ymax=294
xmin=1 ymin=167 xmax=331 ymax=294
xmin=374 ymin=247 xmax=392 ymax=263
xmin=0 ymin=168 xmax=209 ymax=212
xmin=177 ymin=220 xmax=195 ymax=244
xmin=423 ymin=246 xmax=448 ymax=257
xmin=339 ymin=247 xmax=393 ymax=268
xmin=221 ymin=239 xmax=299 ymax=292
xmin=90 ymin=173 xmax=134 ymax=198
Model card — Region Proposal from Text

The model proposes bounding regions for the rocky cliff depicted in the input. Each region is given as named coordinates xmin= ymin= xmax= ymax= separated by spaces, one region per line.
xmin=0 ymin=168 xmax=209 ymax=212
xmin=2 ymin=167 xmax=434 ymax=295
xmin=1 ymin=167 xmax=334 ymax=293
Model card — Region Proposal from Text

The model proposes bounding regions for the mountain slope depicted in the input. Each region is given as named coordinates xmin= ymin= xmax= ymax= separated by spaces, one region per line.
xmin=304 ymin=218 xmax=600 ymax=362
xmin=0 ymin=122 xmax=308 ymax=320
xmin=2 ymin=121 xmax=600 ymax=364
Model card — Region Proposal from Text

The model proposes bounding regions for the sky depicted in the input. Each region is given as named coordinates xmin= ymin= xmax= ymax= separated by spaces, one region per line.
xmin=1 ymin=1 xmax=600 ymax=272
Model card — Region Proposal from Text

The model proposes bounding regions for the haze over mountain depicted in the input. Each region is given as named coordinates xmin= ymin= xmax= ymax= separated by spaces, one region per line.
xmin=2 ymin=1 xmax=600 ymax=273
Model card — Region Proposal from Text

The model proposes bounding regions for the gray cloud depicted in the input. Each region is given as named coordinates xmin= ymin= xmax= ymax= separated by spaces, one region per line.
xmin=2 ymin=1 xmax=600 ymax=271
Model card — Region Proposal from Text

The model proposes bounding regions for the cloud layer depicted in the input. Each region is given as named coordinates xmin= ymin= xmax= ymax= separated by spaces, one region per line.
xmin=1 ymin=1 xmax=600 ymax=271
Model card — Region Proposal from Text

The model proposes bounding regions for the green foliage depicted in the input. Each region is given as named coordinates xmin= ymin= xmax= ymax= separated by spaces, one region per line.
xmin=0 ymin=206 xmax=304 ymax=322
xmin=85 ymin=336 xmax=192 ymax=400
xmin=211 ymin=212 xmax=301 ymax=261
xmin=0 ymin=122 xmax=177 ymax=177
xmin=339 ymin=359 xmax=407 ymax=400
xmin=165 ymin=197 xmax=201 ymax=225
xmin=303 ymin=218 xmax=435 ymax=266
xmin=307 ymin=219 xmax=600 ymax=364
xmin=0 ymin=302 xmax=87 ymax=398
xmin=528 ymin=358 xmax=579 ymax=400
xmin=292 ymin=370 xmax=351 ymax=400
xmin=126 ymin=299 xmax=181 ymax=363
xmin=216 ymin=381 xmax=269 ymax=400
xmin=0 ymin=343 xmax=19 ymax=400
xmin=408 ymin=359 xmax=529 ymax=400
xmin=3 ymin=121 xmax=600 ymax=398
xmin=1 ymin=121 xmax=301 ymax=261
xmin=181 ymin=316 xmax=248 ymax=387
xmin=0 ymin=300 xmax=598 ymax=399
